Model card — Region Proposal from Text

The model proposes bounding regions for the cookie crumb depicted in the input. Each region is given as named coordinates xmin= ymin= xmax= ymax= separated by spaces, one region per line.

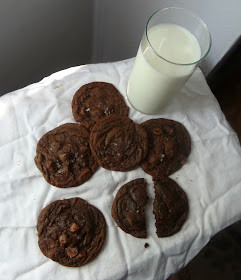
xmin=144 ymin=243 xmax=149 ymax=248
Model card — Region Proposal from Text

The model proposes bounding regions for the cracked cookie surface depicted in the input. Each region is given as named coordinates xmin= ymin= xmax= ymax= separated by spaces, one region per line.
xmin=90 ymin=115 xmax=148 ymax=171
xmin=141 ymin=118 xmax=191 ymax=178
xmin=111 ymin=178 xmax=148 ymax=238
xmin=37 ymin=198 xmax=106 ymax=267
xmin=72 ymin=82 xmax=129 ymax=129
xmin=34 ymin=123 xmax=98 ymax=188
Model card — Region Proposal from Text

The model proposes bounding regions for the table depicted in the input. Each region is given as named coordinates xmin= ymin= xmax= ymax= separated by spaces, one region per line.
xmin=0 ymin=58 xmax=241 ymax=280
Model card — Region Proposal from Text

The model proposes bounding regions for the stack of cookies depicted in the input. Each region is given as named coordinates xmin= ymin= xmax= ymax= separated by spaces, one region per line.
xmin=34 ymin=82 xmax=191 ymax=267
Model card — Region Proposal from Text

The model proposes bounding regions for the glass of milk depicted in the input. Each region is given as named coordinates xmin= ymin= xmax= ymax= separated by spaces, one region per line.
xmin=127 ymin=7 xmax=211 ymax=114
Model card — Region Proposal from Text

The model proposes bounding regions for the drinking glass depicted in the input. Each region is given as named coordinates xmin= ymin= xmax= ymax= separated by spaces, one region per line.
xmin=127 ymin=7 xmax=211 ymax=114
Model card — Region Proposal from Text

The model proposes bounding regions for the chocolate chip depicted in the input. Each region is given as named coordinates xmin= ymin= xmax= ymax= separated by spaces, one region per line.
xmin=144 ymin=243 xmax=149 ymax=248
xmin=45 ymin=160 xmax=56 ymax=172
xmin=164 ymin=137 xmax=178 ymax=159
xmin=60 ymin=166 xmax=70 ymax=177
xmin=49 ymin=141 xmax=61 ymax=152
xmin=59 ymin=152 xmax=70 ymax=162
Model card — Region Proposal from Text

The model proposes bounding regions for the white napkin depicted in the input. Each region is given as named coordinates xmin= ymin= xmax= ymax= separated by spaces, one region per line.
xmin=0 ymin=58 xmax=240 ymax=280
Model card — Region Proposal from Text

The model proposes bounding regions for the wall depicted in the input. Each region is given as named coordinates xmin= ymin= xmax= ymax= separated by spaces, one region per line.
xmin=92 ymin=0 xmax=241 ymax=75
xmin=1 ymin=0 xmax=240 ymax=95
xmin=92 ymin=0 xmax=161 ymax=63
xmin=0 ymin=0 xmax=93 ymax=95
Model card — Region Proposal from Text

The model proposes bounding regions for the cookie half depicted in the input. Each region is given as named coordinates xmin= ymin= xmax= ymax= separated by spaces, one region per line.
xmin=72 ymin=82 xmax=129 ymax=129
xmin=153 ymin=177 xmax=188 ymax=237
xmin=111 ymin=178 xmax=148 ymax=238
xmin=90 ymin=115 xmax=148 ymax=171
xmin=141 ymin=118 xmax=191 ymax=178
xmin=37 ymin=198 xmax=106 ymax=267
xmin=34 ymin=123 xmax=98 ymax=188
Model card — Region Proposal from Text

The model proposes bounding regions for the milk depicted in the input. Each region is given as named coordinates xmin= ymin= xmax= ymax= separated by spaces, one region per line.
xmin=127 ymin=23 xmax=201 ymax=114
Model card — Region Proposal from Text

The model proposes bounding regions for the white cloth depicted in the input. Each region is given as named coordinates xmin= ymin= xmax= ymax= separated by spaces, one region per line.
xmin=0 ymin=58 xmax=241 ymax=280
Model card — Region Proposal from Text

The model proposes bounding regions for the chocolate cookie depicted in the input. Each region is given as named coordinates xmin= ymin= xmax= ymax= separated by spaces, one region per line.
xmin=72 ymin=82 xmax=129 ymax=129
xmin=34 ymin=123 xmax=98 ymax=188
xmin=90 ymin=115 xmax=148 ymax=171
xmin=153 ymin=177 xmax=188 ymax=237
xmin=37 ymin=198 xmax=106 ymax=267
xmin=111 ymin=178 xmax=148 ymax=238
xmin=141 ymin=118 xmax=191 ymax=178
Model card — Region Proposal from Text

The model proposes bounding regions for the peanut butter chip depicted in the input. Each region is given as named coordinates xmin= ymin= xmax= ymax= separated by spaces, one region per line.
xmin=153 ymin=127 xmax=162 ymax=135
xmin=78 ymin=251 xmax=87 ymax=259
xmin=81 ymin=168 xmax=90 ymax=176
xmin=69 ymin=223 xmax=80 ymax=232
xmin=59 ymin=234 xmax=67 ymax=245
xmin=181 ymin=158 xmax=187 ymax=165
xmin=126 ymin=214 xmax=134 ymax=227
xmin=66 ymin=247 xmax=79 ymax=258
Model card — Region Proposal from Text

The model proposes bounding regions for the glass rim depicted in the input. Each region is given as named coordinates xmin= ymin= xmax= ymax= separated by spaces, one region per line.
xmin=145 ymin=7 xmax=212 ymax=66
